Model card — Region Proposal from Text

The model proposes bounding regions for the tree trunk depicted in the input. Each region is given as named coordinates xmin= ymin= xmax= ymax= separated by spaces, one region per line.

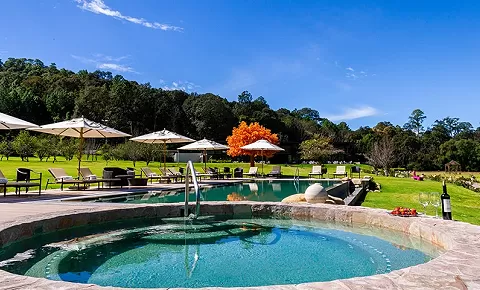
xmin=250 ymin=154 xmax=255 ymax=167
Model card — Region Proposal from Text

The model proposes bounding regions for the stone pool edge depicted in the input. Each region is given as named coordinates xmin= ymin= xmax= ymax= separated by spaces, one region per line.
xmin=0 ymin=202 xmax=478 ymax=290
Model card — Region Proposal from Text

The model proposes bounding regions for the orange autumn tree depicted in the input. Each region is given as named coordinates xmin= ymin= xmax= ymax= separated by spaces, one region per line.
xmin=226 ymin=121 xmax=279 ymax=166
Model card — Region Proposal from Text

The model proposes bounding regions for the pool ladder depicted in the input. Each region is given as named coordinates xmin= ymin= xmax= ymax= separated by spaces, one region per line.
xmin=184 ymin=160 xmax=201 ymax=219
xmin=293 ymin=167 xmax=300 ymax=193
xmin=294 ymin=167 xmax=300 ymax=181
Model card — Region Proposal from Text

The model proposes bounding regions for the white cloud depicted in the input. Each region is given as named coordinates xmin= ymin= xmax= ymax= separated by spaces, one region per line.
xmin=97 ymin=63 xmax=134 ymax=72
xmin=93 ymin=53 xmax=129 ymax=62
xmin=324 ymin=106 xmax=379 ymax=121
xmin=346 ymin=72 xmax=358 ymax=80
xmin=75 ymin=0 xmax=183 ymax=32
xmin=159 ymin=79 xmax=165 ymax=84
xmin=163 ymin=80 xmax=200 ymax=92
xmin=360 ymin=71 xmax=366 ymax=74
xmin=71 ymin=54 xmax=137 ymax=73
xmin=346 ymin=67 xmax=354 ymax=71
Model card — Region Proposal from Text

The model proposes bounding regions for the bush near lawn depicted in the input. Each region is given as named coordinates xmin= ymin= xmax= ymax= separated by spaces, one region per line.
xmin=0 ymin=157 xmax=478 ymax=225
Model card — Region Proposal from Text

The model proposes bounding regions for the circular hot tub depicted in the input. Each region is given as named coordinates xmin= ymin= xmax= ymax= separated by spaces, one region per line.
xmin=0 ymin=202 xmax=478 ymax=289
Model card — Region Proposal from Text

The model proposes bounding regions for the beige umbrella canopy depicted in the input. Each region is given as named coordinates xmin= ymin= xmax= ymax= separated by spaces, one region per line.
xmin=29 ymin=117 xmax=130 ymax=175
xmin=241 ymin=139 xmax=284 ymax=174
xmin=0 ymin=112 xmax=38 ymax=130
xmin=178 ymin=138 xmax=229 ymax=170
xmin=130 ymin=129 xmax=195 ymax=170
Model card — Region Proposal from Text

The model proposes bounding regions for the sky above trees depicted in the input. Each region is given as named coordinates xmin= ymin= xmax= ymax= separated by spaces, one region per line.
xmin=1 ymin=0 xmax=480 ymax=128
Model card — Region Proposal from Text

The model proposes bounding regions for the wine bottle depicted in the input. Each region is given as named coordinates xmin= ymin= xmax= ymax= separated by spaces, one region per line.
xmin=441 ymin=181 xmax=452 ymax=220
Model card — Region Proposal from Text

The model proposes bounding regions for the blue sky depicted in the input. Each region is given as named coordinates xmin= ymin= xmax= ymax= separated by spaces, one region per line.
xmin=1 ymin=0 xmax=480 ymax=129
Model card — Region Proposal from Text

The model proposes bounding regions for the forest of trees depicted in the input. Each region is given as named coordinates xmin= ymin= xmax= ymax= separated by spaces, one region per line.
xmin=1 ymin=58 xmax=480 ymax=171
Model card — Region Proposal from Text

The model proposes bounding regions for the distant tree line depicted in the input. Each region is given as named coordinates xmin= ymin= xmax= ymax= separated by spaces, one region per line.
xmin=1 ymin=58 xmax=480 ymax=171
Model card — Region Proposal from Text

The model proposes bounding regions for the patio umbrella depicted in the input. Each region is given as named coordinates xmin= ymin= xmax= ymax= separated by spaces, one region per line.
xmin=241 ymin=139 xmax=284 ymax=174
xmin=130 ymin=129 xmax=195 ymax=170
xmin=0 ymin=112 xmax=38 ymax=130
xmin=28 ymin=117 xmax=130 ymax=176
xmin=178 ymin=138 xmax=229 ymax=170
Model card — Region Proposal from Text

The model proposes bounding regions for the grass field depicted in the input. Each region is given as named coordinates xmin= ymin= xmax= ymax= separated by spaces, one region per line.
xmin=1 ymin=157 xmax=479 ymax=225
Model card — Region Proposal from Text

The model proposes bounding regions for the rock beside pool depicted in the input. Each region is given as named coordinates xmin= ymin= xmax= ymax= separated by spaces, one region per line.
xmin=305 ymin=183 xmax=328 ymax=203
xmin=281 ymin=194 xmax=306 ymax=203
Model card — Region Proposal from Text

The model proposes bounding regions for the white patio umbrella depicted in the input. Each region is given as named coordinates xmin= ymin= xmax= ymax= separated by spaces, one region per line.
xmin=28 ymin=117 xmax=130 ymax=175
xmin=130 ymin=129 xmax=195 ymax=170
xmin=241 ymin=139 xmax=284 ymax=174
xmin=178 ymin=138 xmax=229 ymax=170
xmin=0 ymin=112 xmax=38 ymax=130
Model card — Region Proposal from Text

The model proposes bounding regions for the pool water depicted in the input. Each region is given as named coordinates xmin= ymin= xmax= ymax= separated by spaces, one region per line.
xmin=92 ymin=180 xmax=338 ymax=203
xmin=0 ymin=217 xmax=440 ymax=288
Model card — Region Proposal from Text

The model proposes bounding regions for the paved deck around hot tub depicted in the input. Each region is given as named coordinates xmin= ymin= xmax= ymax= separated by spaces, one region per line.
xmin=0 ymin=179 xmax=240 ymax=224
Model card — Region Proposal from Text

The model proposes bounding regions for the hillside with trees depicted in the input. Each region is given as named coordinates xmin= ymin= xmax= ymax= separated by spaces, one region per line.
xmin=1 ymin=58 xmax=480 ymax=171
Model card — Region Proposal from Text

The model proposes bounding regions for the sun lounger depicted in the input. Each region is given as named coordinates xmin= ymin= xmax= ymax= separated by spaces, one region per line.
xmin=159 ymin=168 xmax=179 ymax=183
xmin=309 ymin=166 xmax=327 ymax=178
xmin=244 ymin=167 xmax=258 ymax=178
xmin=141 ymin=167 xmax=171 ymax=183
xmin=79 ymin=168 xmax=121 ymax=188
xmin=332 ymin=166 xmax=347 ymax=178
xmin=266 ymin=166 xmax=282 ymax=178
xmin=168 ymin=168 xmax=185 ymax=182
xmin=0 ymin=169 xmax=42 ymax=196
xmin=46 ymin=168 xmax=100 ymax=191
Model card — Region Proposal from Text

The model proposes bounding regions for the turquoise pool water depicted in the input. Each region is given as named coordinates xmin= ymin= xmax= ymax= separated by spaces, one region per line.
xmin=0 ymin=217 xmax=440 ymax=288
xmin=92 ymin=180 xmax=338 ymax=203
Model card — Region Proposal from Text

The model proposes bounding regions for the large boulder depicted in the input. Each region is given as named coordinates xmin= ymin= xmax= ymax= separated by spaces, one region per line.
xmin=305 ymin=183 xmax=328 ymax=203
xmin=282 ymin=194 xmax=306 ymax=203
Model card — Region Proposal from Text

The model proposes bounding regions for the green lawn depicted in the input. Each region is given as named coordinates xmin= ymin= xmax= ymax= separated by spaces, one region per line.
xmin=363 ymin=176 xmax=480 ymax=225
xmin=1 ymin=157 xmax=479 ymax=225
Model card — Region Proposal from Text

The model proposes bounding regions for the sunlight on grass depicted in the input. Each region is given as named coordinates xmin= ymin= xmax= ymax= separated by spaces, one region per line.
xmin=1 ymin=157 xmax=478 ymax=225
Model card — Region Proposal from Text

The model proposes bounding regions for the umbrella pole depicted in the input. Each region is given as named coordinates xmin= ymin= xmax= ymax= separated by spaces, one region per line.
xmin=163 ymin=142 xmax=167 ymax=170
xmin=204 ymin=149 xmax=207 ymax=171
xmin=261 ymin=149 xmax=264 ymax=176
xmin=78 ymin=128 xmax=84 ymax=178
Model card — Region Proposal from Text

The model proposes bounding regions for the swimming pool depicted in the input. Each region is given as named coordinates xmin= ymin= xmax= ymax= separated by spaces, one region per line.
xmin=0 ymin=216 xmax=440 ymax=288
xmin=88 ymin=180 xmax=339 ymax=204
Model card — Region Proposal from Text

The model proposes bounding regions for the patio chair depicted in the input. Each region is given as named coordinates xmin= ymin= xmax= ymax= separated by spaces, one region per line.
xmin=79 ymin=168 xmax=121 ymax=189
xmin=233 ymin=167 xmax=243 ymax=178
xmin=46 ymin=168 xmax=99 ymax=191
xmin=141 ymin=167 xmax=169 ymax=183
xmin=0 ymin=169 xmax=42 ymax=196
xmin=350 ymin=166 xmax=361 ymax=178
xmin=103 ymin=167 xmax=130 ymax=186
xmin=332 ymin=166 xmax=347 ymax=178
xmin=266 ymin=166 xmax=282 ymax=178
xmin=223 ymin=167 xmax=232 ymax=178
xmin=244 ymin=167 xmax=258 ymax=178
xmin=309 ymin=166 xmax=328 ymax=178
xmin=16 ymin=168 xmax=42 ymax=194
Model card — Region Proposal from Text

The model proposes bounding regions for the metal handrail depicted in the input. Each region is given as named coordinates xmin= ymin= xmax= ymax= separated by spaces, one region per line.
xmin=294 ymin=167 xmax=300 ymax=181
xmin=185 ymin=161 xmax=201 ymax=219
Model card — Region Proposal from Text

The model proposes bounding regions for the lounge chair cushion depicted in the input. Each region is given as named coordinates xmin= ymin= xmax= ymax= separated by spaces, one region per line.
xmin=0 ymin=178 xmax=7 ymax=184
xmin=147 ymin=173 xmax=158 ymax=177
xmin=56 ymin=176 xmax=73 ymax=182
xmin=86 ymin=175 xmax=97 ymax=180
